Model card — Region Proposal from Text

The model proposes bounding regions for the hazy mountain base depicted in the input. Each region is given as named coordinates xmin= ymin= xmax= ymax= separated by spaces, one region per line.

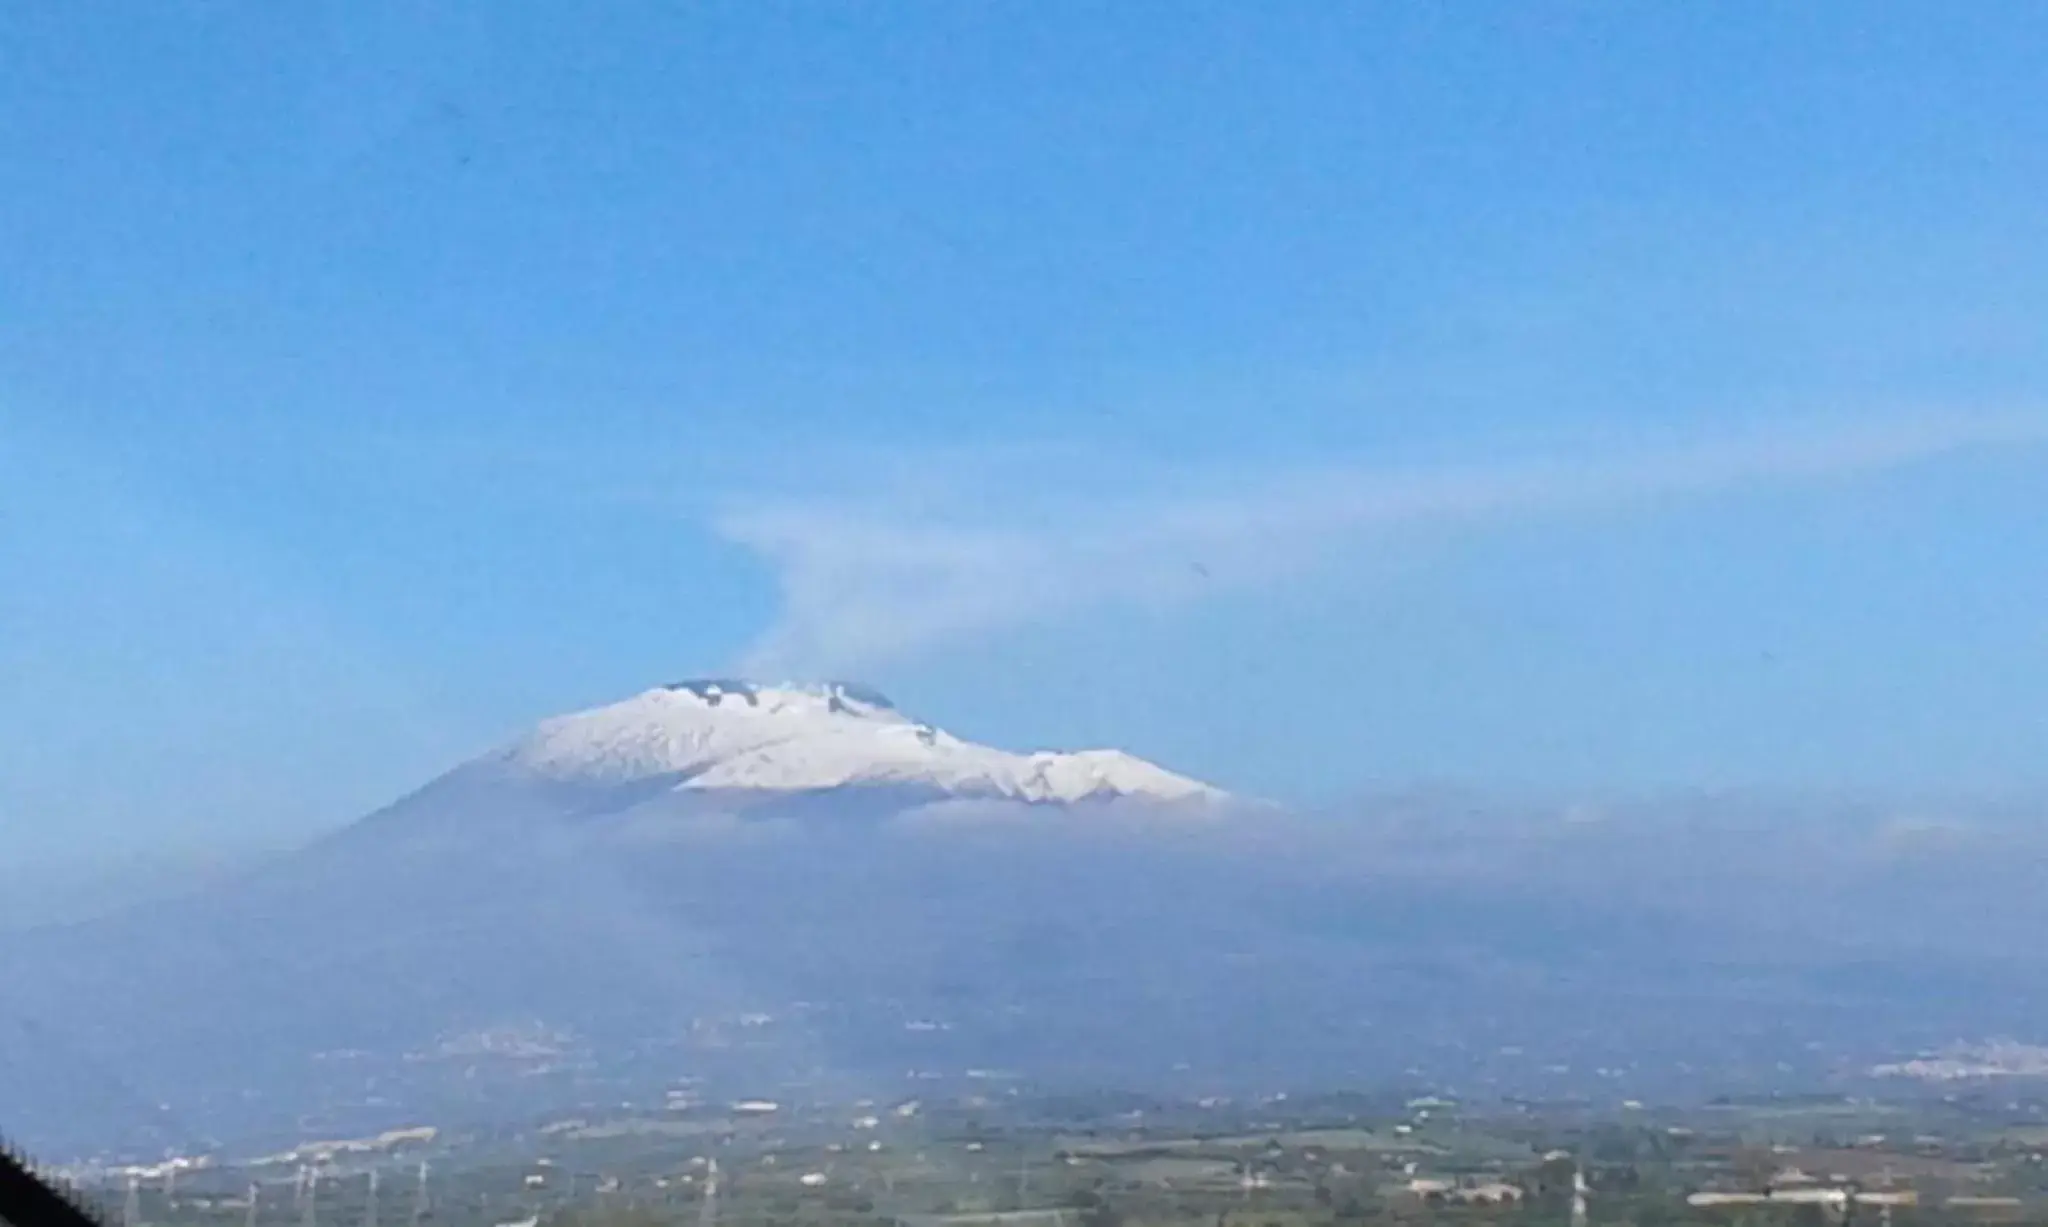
xmin=3 ymin=773 xmax=2045 ymax=1157
xmin=0 ymin=849 xmax=270 ymax=933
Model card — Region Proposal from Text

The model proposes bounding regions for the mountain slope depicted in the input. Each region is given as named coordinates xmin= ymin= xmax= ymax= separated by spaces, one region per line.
xmin=9 ymin=685 xmax=2048 ymax=1157
xmin=0 ymin=682 xmax=1247 ymax=1152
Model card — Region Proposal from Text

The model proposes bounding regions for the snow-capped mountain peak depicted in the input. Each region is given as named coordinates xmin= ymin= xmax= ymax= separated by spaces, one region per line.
xmin=498 ymin=680 xmax=1222 ymax=805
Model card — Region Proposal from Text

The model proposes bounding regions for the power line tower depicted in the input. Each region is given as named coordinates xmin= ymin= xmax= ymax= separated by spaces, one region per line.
xmin=698 ymin=1158 xmax=720 ymax=1227
xmin=411 ymin=1163 xmax=429 ymax=1227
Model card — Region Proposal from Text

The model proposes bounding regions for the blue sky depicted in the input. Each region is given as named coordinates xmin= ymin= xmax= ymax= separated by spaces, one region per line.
xmin=5 ymin=3 xmax=2048 ymax=865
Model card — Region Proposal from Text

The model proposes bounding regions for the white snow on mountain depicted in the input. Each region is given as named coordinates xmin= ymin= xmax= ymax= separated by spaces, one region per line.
xmin=497 ymin=681 xmax=1224 ymax=805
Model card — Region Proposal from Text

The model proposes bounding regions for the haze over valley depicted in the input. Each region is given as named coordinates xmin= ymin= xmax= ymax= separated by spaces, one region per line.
xmin=7 ymin=681 xmax=2048 ymax=1158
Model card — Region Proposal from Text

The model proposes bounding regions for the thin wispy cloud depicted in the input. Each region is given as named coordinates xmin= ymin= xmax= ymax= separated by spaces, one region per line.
xmin=719 ymin=415 xmax=2043 ymax=675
